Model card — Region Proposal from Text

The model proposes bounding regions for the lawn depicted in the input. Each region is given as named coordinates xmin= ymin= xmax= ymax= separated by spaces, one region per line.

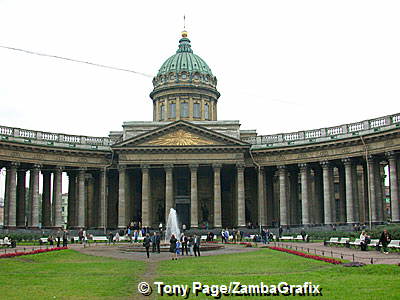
xmin=0 ymin=250 xmax=145 ymax=299
xmin=156 ymin=249 xmax=400 ymax=299
xmin=0 ymin=248 xmax=399 ymax=299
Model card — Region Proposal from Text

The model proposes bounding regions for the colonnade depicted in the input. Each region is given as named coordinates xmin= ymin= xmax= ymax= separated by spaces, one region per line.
xmin=1 ymin=151 xmax=399 ymax=229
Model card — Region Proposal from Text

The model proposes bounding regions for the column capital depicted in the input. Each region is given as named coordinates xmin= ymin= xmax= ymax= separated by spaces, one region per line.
xmin=320 ymin=160 xmax=331 ymax=168
xmin=78 ymin=167 xmax=87 ymax=172
xmin=342 ymin=157 xmax=353 ymax=166
xmin=236 ymin=163 xmax=245 ymax=171
xmin=10 ymin=161 xmax=20 ymax=169
xmin=257 ymin=166 xmax=265 ymax=174
xmin=189 ymin=164 xmax=199 ymax=171
xmin=164 ymin=164 xmax=174 ymax=171
xmin=141 ymin=164 xmax=150 ymax=170
xmin=54 ymin=165 xmax=63 ymax=172
xmin=118 ymin=165 xmax=127 ymax=171
xmin=212 ymin=163 xmax=222 ymax=170
xmin=277 ymin=165 xmax=287 ymax=173
xmin=366 ymin=154 xmax=376 ymax=163
xmin=99 ymin=167 xmax=107 ymax=174
xmin=32 ymin=164 xmax=42 ymax=170
xmin=298 ymin=163 xmax=309 ymax=170
xmin=386 ymin=151 xmax=397 ymax=160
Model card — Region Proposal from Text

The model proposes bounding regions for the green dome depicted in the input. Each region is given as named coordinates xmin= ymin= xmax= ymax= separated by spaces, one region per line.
xmin=157 ymin=34 xmax=213 ymax=76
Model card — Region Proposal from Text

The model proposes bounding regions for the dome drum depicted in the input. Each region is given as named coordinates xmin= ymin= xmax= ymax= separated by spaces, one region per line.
xmin=150 ymin=31 xmax=220 ymax=122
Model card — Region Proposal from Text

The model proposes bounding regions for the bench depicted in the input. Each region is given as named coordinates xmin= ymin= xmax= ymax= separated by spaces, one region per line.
xmin=368 ymin=239 xmax=379 ymax=247
xmin=39 ymin=238 xmax=48 ymax=245
xmin=294 ymin=235 xmax=303 ymax=241
xmin=200 ymin=235 xmax=207 ymax=241
xmin=280 ymin=236 xmax=294 ymax=241
xmin=349 ymin=238 xmax=361 ymax=247
xmin=326 ymin=237 xmax=339 ymax=245
xmin=0 ymin=238 xmax=12 ymax=247
xmin=388 ymin=240 xmax=400 ymax=249
xmin=92 ymin=236 xmax=108 ymax=243
xmin=338 ymin=237 xmax=350 ymax=246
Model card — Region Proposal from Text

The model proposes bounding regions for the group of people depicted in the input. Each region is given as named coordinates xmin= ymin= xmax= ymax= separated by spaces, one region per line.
xmin=221 ymin=229 xmax=243 ymax=243
xmin=47 ymin=230 xmax=69 ymax=247
xmin=169 ymin=233 xmax=201 ymax=260
xmin=360 ymin=229 xmax=392 ymax=254
xmin=141 ymin=232 xmax=201 ymax=260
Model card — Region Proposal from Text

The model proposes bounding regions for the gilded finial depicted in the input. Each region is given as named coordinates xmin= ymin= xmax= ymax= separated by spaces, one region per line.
xmin=182 ymin=15 xmax=188 ymax=38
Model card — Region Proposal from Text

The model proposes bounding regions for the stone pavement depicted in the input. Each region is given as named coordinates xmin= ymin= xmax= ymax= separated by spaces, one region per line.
xmin=270 ymin=241 xmax=400 ymax=265
xmin=71 ymin=243 xmax=259 ymax=262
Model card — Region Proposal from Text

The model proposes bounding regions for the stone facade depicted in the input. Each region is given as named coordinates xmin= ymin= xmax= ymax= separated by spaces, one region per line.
xmin=1 ymin=31 xmax=400 ymax=230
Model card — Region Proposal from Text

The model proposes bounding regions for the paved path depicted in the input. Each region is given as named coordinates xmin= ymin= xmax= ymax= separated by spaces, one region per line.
xmin=271 ymin=241 xmax=400 ymax=265
xmin=71 ymin=243 xmax=259 ymax=262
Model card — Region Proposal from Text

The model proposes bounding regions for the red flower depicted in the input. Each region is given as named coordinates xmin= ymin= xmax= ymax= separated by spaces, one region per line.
xmin=268 ymin=246 xmax=341 ymax=264
xmin=0 ymin=247 xmax=68 ymax=259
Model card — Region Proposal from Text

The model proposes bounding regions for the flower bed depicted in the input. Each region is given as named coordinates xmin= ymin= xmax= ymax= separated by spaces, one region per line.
xmin=268 ymin=246 xmax=342 ymax=264
xmin=0 ymin=246 xmax=68 ymax=259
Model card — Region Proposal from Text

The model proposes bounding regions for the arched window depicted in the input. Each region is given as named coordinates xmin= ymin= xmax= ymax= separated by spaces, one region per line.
xmin=181 ymin=102 xmax=189 ymax=117
xmin=204 ymin=103 xmax=209 ymax=120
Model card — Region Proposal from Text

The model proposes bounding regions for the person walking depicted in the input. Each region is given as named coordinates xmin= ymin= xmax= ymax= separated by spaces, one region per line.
xmin=151 ymin=232 xmax=157 ymax=253
xmin=193 ymin=234 xmax=201 ymax=257
xmin=155 ymin=232 xmax=161 ymax=253
xmin=188 ymin=235 xmax=194 ymax=256
xmin=169 ymin=234 xmax=177 ymax=260
xmin=143 ymin=233 xmax=151 ymax=259
xmin=62 ymin=230 xmax=68 ymax=247
xmin=181 ymin=234 xmax=188 ymax=256
xmin=379 ymin=229 xmax=392 ymax=254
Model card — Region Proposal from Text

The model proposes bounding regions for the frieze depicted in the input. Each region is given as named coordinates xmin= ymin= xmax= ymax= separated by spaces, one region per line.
xmin=0 ymin=148 xmax=108 ymax=166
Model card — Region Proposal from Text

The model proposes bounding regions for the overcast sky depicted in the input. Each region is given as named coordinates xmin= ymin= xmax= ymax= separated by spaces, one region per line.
xmin=0 ymin=1 xmax=399 ymax=195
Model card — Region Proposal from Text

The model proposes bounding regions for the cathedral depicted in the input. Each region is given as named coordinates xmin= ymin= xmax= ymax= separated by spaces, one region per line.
xmin=1 ymin=31 xmax=400 ymax=230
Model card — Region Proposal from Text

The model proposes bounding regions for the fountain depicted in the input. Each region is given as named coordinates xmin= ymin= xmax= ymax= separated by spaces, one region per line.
xmin=164 ymin=208 xmax=181 ymax=243
xmin=118 ymin=207 xmax=224 ymax=253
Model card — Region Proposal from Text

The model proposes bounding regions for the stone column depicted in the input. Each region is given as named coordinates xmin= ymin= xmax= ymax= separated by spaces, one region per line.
xmin=257 ymin=167 xmax=266 ymax=226
xmin=213 ymin=164 xmax=222 ymax=228
xmin=66 ymin=172 xmax=76 ymax=228
xmin=98 ymin=168 xmax=108 ymax=228
xmin=7 ymin=162 xmax=18 ymax=227
xmin=299 ymin=163 xmax=310 ymax=225
xmin=387 ymin=152 xmax=399 ymax=222
xmin=42 ymin=171 xmax=52 ymax=228
xmin=77 ymin=168 xmax=86 ymax=228
xmin=87 ymin=175 xmax=95 ymax=228
xmin=343 ymin=158 xmax=355 ymax=223
xmin=321 ymin=161 xmax=334 ymax=225
xmin=190 ymin=164 xmax=199 ymax=228
xmin=165 ymin=164 xmax=173 ymax=222
xmin=16 ymin=169 xmax=26 ymax=227
xmin=278 ymin=165 xmax=288 ymax=226
xmin=118 ymin=165 xmax=127 ymax=228
xmin=3 ymin=166 xmax=11 ymax=226
xmin=30 ymin=164 xmax=41 ymax=228
xmin=237 ymin=163 xmax=246 ymax=227
xmin=52 ymin=166 xmax=63 ymax=228
xmin=367 ymin=156 xmax=378 ymax=223
xmin=141 ymin=165 xmax=151 ymax=227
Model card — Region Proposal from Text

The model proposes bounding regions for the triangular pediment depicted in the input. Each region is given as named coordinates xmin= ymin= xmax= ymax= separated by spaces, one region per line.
xmin=112 ymin=120 xmax=249 ymax=149
xmin=138 ymin=128 xmax=220 ymax=146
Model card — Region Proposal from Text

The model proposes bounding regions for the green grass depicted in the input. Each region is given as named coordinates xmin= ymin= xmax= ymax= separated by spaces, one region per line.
xmin=156 ymin=249 xmax=400 ymax=299
xmin=0 ymin=250 xmax=145 ymax=299
xmin=0 ymin=248 xmax=399 ymax=299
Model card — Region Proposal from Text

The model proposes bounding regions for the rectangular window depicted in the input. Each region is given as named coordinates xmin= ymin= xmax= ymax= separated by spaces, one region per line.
xmin=204 ymin=103 xmax=209 ymax=120
xmin=193 ymin=103 xmax=200 ymax=118
xmin=169 ymin=103 xmax=176 ymax=118
xmin=181 ymin=102 xmax=189 ymax=117
xmin=160 ymin=104 xmax=165 ymax=120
